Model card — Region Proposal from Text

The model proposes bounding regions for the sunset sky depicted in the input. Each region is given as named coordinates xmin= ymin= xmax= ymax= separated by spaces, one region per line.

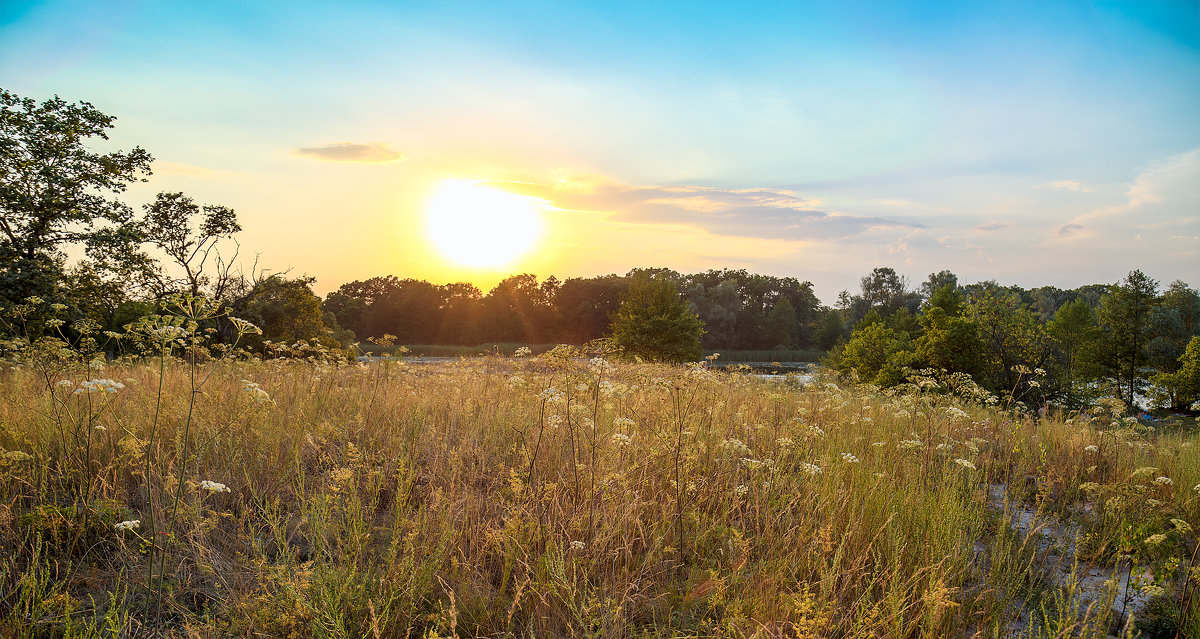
xmin=2 ymin=0 xmax=1198 ymax=302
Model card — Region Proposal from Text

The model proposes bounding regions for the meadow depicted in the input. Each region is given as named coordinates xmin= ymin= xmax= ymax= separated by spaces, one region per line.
xmin=0 ymin=341 xmax=1197 ymax=637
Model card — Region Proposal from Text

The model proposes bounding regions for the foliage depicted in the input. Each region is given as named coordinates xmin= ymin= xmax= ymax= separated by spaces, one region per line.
xmin=609 ymin=273 xmax=704 ymax=363
xmin=0 ymin=88 xmax=153 ymax=303
xmin=1097 ymin=270 xmax=1160 ymax=407
xmin=1148 ymin=335 xmax=1200 ymax=410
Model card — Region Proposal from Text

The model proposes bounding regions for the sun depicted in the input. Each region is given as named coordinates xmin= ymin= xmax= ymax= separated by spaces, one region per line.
xmin=424 ymin=179 xmax=545 ymax=268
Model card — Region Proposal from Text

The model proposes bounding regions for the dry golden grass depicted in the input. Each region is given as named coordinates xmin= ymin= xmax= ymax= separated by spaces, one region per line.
xmin=0 ymin=351 xmax=1196 ymax=638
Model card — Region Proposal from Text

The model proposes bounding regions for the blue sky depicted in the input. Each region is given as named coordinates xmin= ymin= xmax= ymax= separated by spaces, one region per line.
xmin=2 ymin=0 xmax=1198 ymax=301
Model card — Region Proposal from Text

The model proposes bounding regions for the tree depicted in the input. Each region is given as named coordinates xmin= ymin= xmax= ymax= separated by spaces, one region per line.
xmin=1097 ymin=270 xmax=1159 ymax=407
xmin=237 ymin=276 xmax=336 ymax=346
xmin=1148 ymin=336 xmax=1200 ymax=411
xmin=920 ymin=270 xmax=958 ymax=299
xmin=764 ymin=296 xmax=798 ymax=348
xmin=609 ymin=273 xmax=704 ymax=363
xmin=1046 ymin=299 xmax=1102 ymax=407
xmin=860 ymin=267 xmax=910 ymax=313
xmin=828 ymin=321 xmax=914 ymax=387
xmin=139 ymin=191 xmax=242 ymax=298
xmin=0 ymin=89 xmax=153 ymax=303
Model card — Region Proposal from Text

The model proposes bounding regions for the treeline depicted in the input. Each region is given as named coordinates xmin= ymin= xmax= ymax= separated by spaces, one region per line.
xmin=322 ymin=269 xmax=821 ymax=350
xmin=825 ymin=268 xmax=1200 ymax=412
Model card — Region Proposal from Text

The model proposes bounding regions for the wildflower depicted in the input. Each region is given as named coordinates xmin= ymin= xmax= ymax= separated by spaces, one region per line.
xmin=1027 ymin=380 xmax=1040 ymax=388
xmin=72 ymin=378 xmax=125 ymax=395
xmin=841 ymin=453 xmax=860 ymax=464
xmin=1144 ymin=534 xmax=1168 ymax=546
xmin=3 ymin=451 xmax=33 ymax=462
xmin=1078 ymin=482 xmax=1100 ymax=492
xmin=1172 ymin=519 xmax=1193 ymax=534
xmin=1034 ymin=368 xmax=1046 ymax=376
xmin=806 ymin=424 xmax=825 ymax=438
xmin=575 ymin=383 xmax=589 ymax=393
xmin=539 ymin=387 xmax=565 ymax=402
xmin=56 ymin=379 xmax=73 ymax=388
xmin=94 ymin=425 xmax=106 ymax=432
xmin=588 ymin=357 xmax=614 ymax=373
xmin=114 ymin=520 xmax=140 ymax=532
xmin=740 ymin=458 xmax=763 ymax=469
xmin=720 ymin=439 xmax=752 ymax=457
xmin=954 ymin=458 xmax=976 ymax=470
xmin=946 ymin=407 xmax=969 ymax=420
xmin=513 ymin=346 xmax=532 ymax=358
xmin=199 ymin=480 xmax=230 ymax=493
xmin=241 ymin=380 xmax=272 ymax=404
xmin=49 ymin=303 xmax=67 ymax=312
xmin=570 ymin=540 xmax=585 ymax=551
xmin=872 ymin=441 xmax=885 ymax=447
xmin=800 ymin=462 xmax=823 ymax=476
xmin=1154 ymin=476 xmax=1173 ymax=486
xmin=898 ymin=439 xmax=922 ymax=450
xmin=507 ymin=375 xmax=526 ymax=388
xmin=1194 ymin=483 xmax=1200 ymax=493
xmin=1084 ymin=445 xmax=1098 ymax=453
xmin=611 ymin=433 xmax=632 ymax=446
xmin=936 ymin=443 xmax=953 ymax=452
xmin=598 ymin=380 xmax=615 ymax=396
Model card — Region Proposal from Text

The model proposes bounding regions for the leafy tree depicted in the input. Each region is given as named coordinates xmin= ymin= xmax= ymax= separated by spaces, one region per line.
xmin=138 ymin=191 xmax=242 ymax=298
xmin=610 ymin=273 xmax=704 ymax=363
xmin=860 ymin=266 xmax=910 ymax=313
xmin=0 ymin=89 xmax=153 ymax=303
xmin=829 ymin=321 xmax=914 ymax=386
xmin=920 ymin=270 xmax=958 ymax=299
xmin=915 ymin=287 xmax=984 ymax=379
xmin=237 ymin=276 xmax=336 ymax=346
xmin=1097 ymin=270 xmax=1159 ymax=407
xmin=763 ymin=296 xmax=798 ymax=348
xmin=1146 ymin=281 xmax=1200 ymax=373
xmin=1047 ymin=299 xmax=1102 ymax=407
xmin=1148 ymin=336 xmax=1200 ymax=411
xmin=966 ymin=288 xmax=1050 ymax=396
xmin=814 ymin=309 xmax=845 ymax=351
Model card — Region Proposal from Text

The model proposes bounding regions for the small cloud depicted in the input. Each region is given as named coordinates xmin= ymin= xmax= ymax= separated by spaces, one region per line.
xmin=1035 ymin=179 xmax=1089 ymax=192
xmin=292 ymin=142 xmax=407 ymax=164
xmin=1058 ymin=223 xmax=1083 ymax=238
xmin=974 ymin=221 xmax=1012 ymax=231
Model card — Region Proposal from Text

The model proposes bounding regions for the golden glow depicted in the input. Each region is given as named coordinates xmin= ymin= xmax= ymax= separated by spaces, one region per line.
xmin=425 ymin=179 xmax=545 ymax=268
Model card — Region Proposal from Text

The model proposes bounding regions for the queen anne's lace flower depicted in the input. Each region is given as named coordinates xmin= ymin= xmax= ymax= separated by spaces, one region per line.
xmin=954 ymin=458 xmax=976 ymax=470
xmin=114 ymin=520 xmax=140 ymax=531
xmin=199 ymin=480 xmax=230 ymax=493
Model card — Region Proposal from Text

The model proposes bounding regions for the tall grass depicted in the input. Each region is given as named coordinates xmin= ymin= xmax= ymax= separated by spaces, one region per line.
xmin=0 ymin=344 xmax=1196 ymax=636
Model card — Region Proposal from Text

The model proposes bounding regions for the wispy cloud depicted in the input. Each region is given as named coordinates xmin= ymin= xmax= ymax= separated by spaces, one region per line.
xmin=1035 ymin=179 xmax=1089 ymax=192
xmin=504 ymin=177 xmax=918 ymax=242
xmin=974 ymin=221 xmax=1011 ymax=231
xmin=292 ymin=142 xmax=407 ymax=164
xmin=1058 ymin=223 xmax=1083 ymax=238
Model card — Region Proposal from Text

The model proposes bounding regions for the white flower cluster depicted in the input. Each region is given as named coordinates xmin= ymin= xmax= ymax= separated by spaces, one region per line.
xmin=114 ymin=519 xmax=140 ymax=531
xmin=611 ymin=433 xmax=632 ymax=446
xmin=199 ymin=480 xmax=230 ymax=493
xmin=513 ymin=346 xmax=532 ymax=358
xmin=613 ymin=417 xmax=635 ymax=428
xmin=898 ymin=439 xmax=923 ymax=450
xmin=242 ymin=380 xmax=272 ymax=404
xmin=570 ymin=540 xmax=586 ymax=551
xmin=72 ymin=378 xmax=125 ymax=395
xmin=733 ymin=484 xmax=749 ymax=498
xmin=945 ymin=406 xmax=969 ymax=420
xmin=720 ymin=438 xmax=752 ymax=457
xmin=954 ymin=458 xmax=976 ymax=470
xmin=1154 ymin=476 xmax=1174 ymax=486
xmin=799 ymin=462 xmax=823 ymax=476
xmin=588 ymin=357 xmax=614 ymax=374
xmin=841 ymin=452 xmax=860 ymax=464
xmin=539 ymin=387 xmax=565 ymax=403
xmin=1084 ymin=445 xmax=1099 ymax=453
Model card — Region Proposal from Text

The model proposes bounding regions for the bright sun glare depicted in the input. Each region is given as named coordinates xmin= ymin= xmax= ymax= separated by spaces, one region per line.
xmin=425 ymin=179 xmax=545 ymax=268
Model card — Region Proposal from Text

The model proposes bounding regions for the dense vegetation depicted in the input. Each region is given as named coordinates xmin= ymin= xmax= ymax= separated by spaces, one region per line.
xmin=826 ymin=269 xmax=1200 ymax=413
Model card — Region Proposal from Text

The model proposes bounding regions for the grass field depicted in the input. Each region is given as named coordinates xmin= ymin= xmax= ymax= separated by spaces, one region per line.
xmin=0 ymin=349 xmax=1197 ymax=637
